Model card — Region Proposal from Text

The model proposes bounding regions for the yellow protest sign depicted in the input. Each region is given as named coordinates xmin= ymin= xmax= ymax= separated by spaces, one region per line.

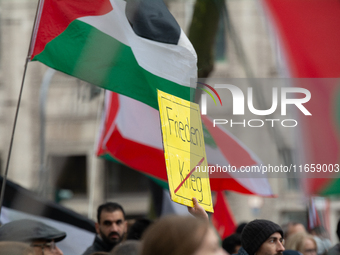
xmin=158 ymin=90 xmax=213 ymax=213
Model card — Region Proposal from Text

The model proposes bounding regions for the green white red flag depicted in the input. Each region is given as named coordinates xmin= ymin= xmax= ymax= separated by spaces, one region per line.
xmin=29 ymin=0 xmax=197 ymax=109
xmin=97 ymin=91 xmax=274 ymax=196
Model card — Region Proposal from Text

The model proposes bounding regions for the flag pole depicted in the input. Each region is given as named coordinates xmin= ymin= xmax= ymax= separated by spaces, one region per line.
xmin=0 ymin=0 xmax=43 ymax=219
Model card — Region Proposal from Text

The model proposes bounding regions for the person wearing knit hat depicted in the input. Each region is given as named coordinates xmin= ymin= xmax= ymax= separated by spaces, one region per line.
xmin=235 ymin=219 xmax=285 ymax=255
xmin=0 ymin=219 xmax=66 ymax=255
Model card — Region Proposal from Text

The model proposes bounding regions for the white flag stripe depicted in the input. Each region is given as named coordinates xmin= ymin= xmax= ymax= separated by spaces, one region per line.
xmin=79 ymin=0 xmax=197 ymax=88
xmin=116 ymin=94 xmax=163 ymax=149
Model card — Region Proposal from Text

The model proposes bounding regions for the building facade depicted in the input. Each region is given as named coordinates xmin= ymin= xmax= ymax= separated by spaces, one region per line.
xmin=0 ymin=0 xmax=339 ymax=243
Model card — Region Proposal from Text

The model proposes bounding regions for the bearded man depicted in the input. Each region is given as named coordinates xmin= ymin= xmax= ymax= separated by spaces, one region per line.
xmin=236 ymin=219 xmax=285 ymax=255
xmin=82 ymin=202 xmax=127 ymax=255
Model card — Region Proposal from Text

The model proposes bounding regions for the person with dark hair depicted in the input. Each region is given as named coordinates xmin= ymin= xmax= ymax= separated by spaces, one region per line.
xmin=0 ymin=219 xmax=66 ymax=255
xmin=328 ymin=219 xmax=340 ymax=255
xmin=82 ymin=202 xmax=127 ymax=255
xmin=126 ymin=218 xmax=153 ymax=240
xmin=236 ymin=223 xmax=247 ymax=235
xmin=235 ymin=219 xmax=285 ymax=255
xmin=222 ymin=233 xmax=242 ymax=254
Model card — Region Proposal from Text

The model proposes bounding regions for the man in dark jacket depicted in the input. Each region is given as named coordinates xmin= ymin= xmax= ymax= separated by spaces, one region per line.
xmin=235 ymin=219 xmax=285 ymax=255
xmin=82 ymin=202 xmax=127 ymax=255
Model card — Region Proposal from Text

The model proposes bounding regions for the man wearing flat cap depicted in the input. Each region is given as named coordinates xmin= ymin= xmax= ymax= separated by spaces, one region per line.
xmin=236 ymin=219 xmax=285 ymax=255
xmin=0 ymin=219 xmax=66 ymax=255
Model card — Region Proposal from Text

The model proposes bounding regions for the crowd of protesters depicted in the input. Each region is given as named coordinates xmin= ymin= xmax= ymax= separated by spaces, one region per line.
xmin=0 ymin=198 xmax=339 ymax=255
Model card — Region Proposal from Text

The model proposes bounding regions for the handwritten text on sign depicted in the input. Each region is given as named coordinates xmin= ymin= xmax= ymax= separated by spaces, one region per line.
xmin=158 ymin=90 xmax=213 ymax=212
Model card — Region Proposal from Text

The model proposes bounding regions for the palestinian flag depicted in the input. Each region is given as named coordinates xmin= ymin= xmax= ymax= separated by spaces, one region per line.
xmin=0 ymin=176 xmax=96 ymax=255
xmin=261 ymin=0 xmax=340 ymax=195
xmin=30 ymin=0 xmax=197 ymax=109
xmin=97 ymin=91 xmax=274 ymax=196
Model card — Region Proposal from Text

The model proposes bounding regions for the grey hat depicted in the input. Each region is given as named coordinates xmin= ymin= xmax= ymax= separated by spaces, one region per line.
xmin=0 ymin=219 xmax=66 ymax=242
xmin=241 ymin=219 xmax=283 ymax=255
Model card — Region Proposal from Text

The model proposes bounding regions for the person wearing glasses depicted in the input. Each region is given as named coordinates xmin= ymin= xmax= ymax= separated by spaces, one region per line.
xmin=285 ymin=232 xmax=317 ymax=255
xmin=0 ymin=219 xmax=66 ymax=255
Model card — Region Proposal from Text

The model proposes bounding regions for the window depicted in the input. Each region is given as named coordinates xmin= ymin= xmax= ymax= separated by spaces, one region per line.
xmin=50 ymin=155 xmax=87 ymax=199
xmin=104 ymin=160 xmax=149 ymax=197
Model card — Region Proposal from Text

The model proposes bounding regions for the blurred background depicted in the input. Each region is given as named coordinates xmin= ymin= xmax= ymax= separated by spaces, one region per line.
xmin=0 ymin=0 xmax=339 ymax=246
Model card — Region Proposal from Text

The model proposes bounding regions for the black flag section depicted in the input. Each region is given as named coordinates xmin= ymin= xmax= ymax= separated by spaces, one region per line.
xmin=125 ymin=0 xmax=181 ymax=44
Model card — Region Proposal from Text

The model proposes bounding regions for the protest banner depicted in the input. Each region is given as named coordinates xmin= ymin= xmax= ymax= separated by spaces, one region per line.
xmin=158 ymin=90 xmax=213 ymax=212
